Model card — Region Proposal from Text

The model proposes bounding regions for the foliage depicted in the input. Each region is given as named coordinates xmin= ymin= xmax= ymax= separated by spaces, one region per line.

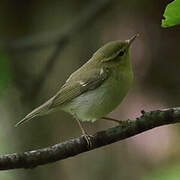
xmin=162 ymin=0 xmax=180 ymax=27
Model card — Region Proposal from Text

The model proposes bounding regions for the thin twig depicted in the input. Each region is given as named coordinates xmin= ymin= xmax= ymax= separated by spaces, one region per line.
xmin=0 ymin=107 xmax=180 ymax=170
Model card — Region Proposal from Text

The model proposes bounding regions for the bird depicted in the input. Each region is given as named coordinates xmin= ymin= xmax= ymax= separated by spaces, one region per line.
xmin=16 ymin=34 xmax=138 ymax=147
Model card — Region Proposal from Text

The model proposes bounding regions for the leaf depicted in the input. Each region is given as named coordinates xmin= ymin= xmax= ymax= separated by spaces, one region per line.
xmin=162 ymin=0 xmax=180 ymax=28
xmin=0 ymin=50 xmax=11 ymax=95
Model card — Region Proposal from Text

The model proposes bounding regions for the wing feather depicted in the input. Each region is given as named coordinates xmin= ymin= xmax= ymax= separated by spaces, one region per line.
xmin=50 ymin=67 xmax=109 ymax=108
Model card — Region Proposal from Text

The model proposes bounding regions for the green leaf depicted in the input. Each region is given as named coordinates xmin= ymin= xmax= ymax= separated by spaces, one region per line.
xmin=0 ymin=50 xmax=11 ymax=95
xmin=162 ymin=0 xmax=180 ymax=28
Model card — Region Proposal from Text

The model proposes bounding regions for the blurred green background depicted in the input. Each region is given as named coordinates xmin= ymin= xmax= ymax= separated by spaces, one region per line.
xmin=0 ymin=0 xmax=180 ymax=179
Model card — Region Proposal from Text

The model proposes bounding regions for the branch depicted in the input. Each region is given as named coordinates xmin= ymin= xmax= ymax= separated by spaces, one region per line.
xmin=0 ymin=107 xmax=180 ymax=171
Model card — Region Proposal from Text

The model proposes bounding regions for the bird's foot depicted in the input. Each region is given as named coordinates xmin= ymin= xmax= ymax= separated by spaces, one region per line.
xmin=81 ymin=132 xmax=94 ymax=149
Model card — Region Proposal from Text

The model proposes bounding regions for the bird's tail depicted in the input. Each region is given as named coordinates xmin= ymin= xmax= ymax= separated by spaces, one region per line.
xmin=15 ymin=112 xmax=39 ymax=127
xmin=15 ymin=100 xmax=51 ymax=127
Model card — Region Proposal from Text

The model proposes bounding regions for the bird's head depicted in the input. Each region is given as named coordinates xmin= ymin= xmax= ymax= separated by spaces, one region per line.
xmin=92 ymin=34 xmax=138 ymax=69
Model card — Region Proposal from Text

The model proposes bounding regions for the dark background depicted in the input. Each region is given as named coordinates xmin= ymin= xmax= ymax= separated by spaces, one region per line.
xmin=0 ymin=0 xmax=180 ymax=179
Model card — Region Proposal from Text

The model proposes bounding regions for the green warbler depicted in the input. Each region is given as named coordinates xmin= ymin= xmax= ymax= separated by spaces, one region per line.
xmin=16 ymin=34 xmax=138 ymax=146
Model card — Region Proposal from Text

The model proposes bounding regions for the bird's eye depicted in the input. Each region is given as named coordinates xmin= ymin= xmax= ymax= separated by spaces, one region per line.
xmin=118 ymin=51 xmax=125 ymax=57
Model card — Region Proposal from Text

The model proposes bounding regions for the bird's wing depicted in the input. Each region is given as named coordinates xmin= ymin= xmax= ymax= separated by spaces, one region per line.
xmin=50 ymin=67 xmax=109 ymax=108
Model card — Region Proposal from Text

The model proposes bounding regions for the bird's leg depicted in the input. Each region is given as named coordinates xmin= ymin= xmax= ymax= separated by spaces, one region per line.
xmin=75 ymin=118 xmax=93 ymax=148
xmin=102 ymin=117 xmax=123 ymax=124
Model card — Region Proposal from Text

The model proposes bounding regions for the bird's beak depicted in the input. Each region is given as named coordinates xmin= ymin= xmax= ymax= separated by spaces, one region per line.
xmin=126 ymin=33 xmax=139 ymax=46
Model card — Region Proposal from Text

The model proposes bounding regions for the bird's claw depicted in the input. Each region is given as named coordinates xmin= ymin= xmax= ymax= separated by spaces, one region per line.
xmin=81 ymin=133 xmax=93 ymax=149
